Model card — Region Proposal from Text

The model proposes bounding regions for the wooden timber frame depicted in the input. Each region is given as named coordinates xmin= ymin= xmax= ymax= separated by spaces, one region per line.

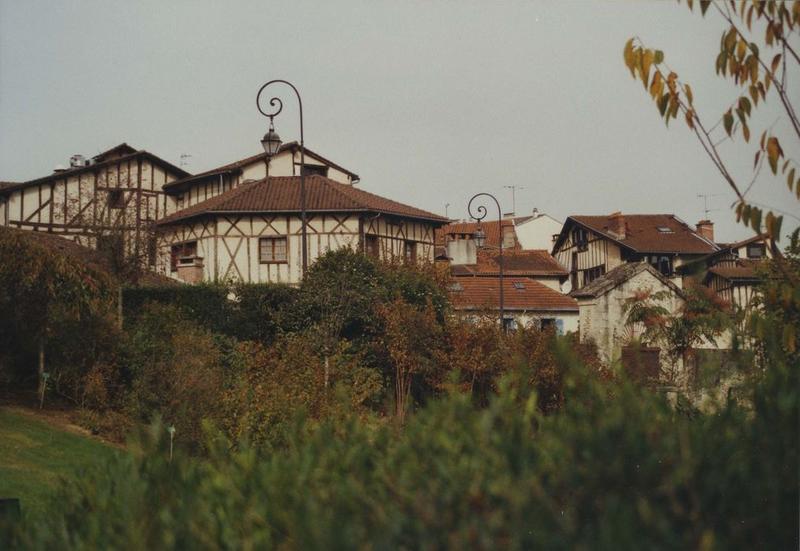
xmin=156 ymin=211 xmax=439 ymax=285
xmin=0 ymin=151 xmax=187 ymax=260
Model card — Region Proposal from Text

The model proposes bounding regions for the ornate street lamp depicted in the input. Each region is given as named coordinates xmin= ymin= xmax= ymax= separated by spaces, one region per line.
xmin=261 ymin=120 xmax=282 ymax=157
xmin=468 ymin=193 xmax=505 ymax=328
xmin=257 ymin=80 xmax=308 ymax=275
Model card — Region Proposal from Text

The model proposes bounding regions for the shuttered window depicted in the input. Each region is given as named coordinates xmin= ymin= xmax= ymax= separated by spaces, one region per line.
xmin=259 ymin=237 xmax=288 ymax=263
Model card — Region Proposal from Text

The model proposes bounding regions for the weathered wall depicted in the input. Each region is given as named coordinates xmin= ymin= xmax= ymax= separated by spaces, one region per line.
xmin=577 ymin=269 xmax=684 ymax=367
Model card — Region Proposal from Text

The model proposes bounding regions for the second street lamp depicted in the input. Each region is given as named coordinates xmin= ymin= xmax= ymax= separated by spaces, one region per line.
xmin=468 ymin=193 xmax=505 ymax=329
xmin=256 ymin=79 xmax=308 ymax=276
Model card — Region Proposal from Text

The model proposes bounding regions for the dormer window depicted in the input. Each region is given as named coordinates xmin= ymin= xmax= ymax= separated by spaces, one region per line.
xmin=301 ymin=164 xmax=328 ymax=177
xmin=747 ymin=242 xmax=765 ymax=258
xmin=656 ymin=226 xmax=673 ymax=233
xmin=512 ymin=281 xmax=525 ymax=290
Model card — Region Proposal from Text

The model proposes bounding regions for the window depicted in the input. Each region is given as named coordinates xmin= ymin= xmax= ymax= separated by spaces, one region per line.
xmin=365 ymin=234 xmax=380 ymax=258
xmin=170 ymin=241 xmax=197 ymax=272
xmin=502 ymin=317 xmax=518 ymax=332
xmin=570 ymin=252 xmax=579 ymax=289
xmin=447 ymin=282 xmax=463 ymax=292
xmin=648 ymin=255 xmax=673 ymax=277
xmin=404 ymin=240 xmax=417 ymax=263
xmin=108 ymin=189 xmax=124 ymax=210
xmin=746 ymin=243 xmax=765 ymax=258
xmin=301 ymin=164 xmax=328 ymax=177
xmin=512 ymin=281 xmax=526 ymax=290
xmin=584 ymin=265 xmax=605 ymax=285
xmin=572 ymin=227 xmax=588 ymax=251
xmin=259 ymin=236 xmax=288 ymax=263
xmin=656 ymin=226 xmax=674 ymax=233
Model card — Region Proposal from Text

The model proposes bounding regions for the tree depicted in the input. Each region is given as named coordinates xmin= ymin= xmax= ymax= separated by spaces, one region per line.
xmin=623 ymin=285 xmax=734 ymax=384
xmin=0 ymin=229 xmax=117 ymax=403
xmin=623 ymin=0 xmax=799 ymax=243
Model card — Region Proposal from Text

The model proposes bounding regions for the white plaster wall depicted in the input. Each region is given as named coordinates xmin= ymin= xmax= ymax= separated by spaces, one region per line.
xmin=514 ymin=214 xmax=563 ymax=250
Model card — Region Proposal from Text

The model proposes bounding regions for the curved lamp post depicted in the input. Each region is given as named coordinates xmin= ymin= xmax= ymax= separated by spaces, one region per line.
xmin=256 ymin=80 xmax=308 ymax=276
xmin=467 ymin=193 xmax=505 ymax=329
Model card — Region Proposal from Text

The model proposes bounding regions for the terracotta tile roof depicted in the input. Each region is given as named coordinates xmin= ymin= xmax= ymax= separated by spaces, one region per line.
xmin=162 ymin=142 xmax=359 ymax=192
xmin=449 ymin=277 xmax=578 ymax=312
xmin=437 ymin=219 xmax=519 ymax=249
xmin=157 ymin=175 xmax=449 ymax=225
xmin=570 ymin=262 xmax=684 ymax=299
xmin=707 ymin=266 xmax=760 ymax=281
xmin=92 ymin=143 xmax=138 ymax=161
xmin=706 ymin=258 xmax=762 ymax=282
xmin=476 ymin=249 xmax=568 ymax=276
xmin=566 ymin=214 xmax=718 ymax=255
xmin=450 ymin=249 xmax=568 ymax=278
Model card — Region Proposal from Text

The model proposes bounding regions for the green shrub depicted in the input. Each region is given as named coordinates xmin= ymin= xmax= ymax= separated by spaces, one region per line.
xmin=120 ymin=303 xmax=227 ymax=447
xmin=9 ymin=343 xmax=797 ymax=550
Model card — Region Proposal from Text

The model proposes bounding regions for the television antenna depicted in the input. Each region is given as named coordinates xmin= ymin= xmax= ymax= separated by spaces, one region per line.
xmin=179 ymin=153 xmax=192 ymax=168
xmin=503 ymin=185 xmax=524 ymax=215
xmin=697 ymin=193 xmax=723 ymax=218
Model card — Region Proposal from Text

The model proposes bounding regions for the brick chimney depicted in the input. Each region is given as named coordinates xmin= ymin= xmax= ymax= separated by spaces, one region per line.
xmin=609 ymin=211 xmax=626 ymax=240
xmin=696 ymin=219 xmax=714 ymax=242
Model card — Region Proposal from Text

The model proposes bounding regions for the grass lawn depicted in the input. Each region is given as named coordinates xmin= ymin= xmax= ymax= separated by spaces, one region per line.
xmin=0 ymin=408 xmax=120 ymax=521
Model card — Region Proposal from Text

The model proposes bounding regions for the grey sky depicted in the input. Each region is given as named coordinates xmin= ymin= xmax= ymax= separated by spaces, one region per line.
xmin=1 ymin=0 xmax=797 ymax=242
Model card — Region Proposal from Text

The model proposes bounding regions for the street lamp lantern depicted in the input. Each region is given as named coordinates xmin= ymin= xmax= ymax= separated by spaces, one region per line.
xmin=261 ymin=120 xmax=282 ymax=156
xmin=473 ymin=226 xmax=486 ymax=248
xmin=468 ymin=193 xmax=505 ymax=329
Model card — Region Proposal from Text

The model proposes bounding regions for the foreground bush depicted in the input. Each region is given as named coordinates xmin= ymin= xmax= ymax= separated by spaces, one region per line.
xmin=7 ymin=341 xmax=797 ymax=550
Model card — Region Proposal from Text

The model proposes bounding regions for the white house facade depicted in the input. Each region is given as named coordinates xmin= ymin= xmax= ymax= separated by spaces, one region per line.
xmin=156 ymin=175 xmax=448 ymax=284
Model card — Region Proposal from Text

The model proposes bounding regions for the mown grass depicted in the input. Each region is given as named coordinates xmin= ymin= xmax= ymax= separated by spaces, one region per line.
xmin=0 ymin=409 xmax=119 ymax=521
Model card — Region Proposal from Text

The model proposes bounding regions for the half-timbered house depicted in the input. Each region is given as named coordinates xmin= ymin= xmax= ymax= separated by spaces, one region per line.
xmin=0 ymin=143 xmax=189 ymax=265
xmin=681 ymin=234 xmax=778 ymax=312
xmin=552 ymin=213 xmax=719 ymax=293
xmin=155 ymin=175 xmax=448 ymax=284
xmin=161 ymin=142 xmax=359 ymax=210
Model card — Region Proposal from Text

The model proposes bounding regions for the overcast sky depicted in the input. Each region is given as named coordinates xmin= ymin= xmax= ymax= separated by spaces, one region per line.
xmin=1 ymin=0 xmax=797 ymax=241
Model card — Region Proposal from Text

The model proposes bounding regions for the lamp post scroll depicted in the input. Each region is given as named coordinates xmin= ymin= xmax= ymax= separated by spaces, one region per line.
xmin=256 ymin=80 xmax=308 ymax=276
xmin=467 ymin=192 xmax=505 ymax=328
